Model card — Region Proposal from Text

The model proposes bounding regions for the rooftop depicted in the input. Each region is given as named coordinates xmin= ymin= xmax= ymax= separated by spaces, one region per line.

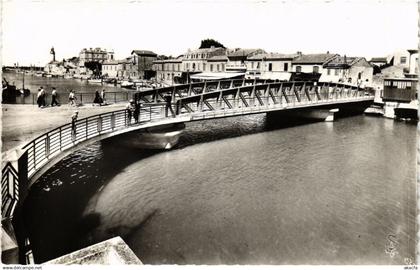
xmin=153 ymin=58 xmax=183 ymax=63
xmin=131 ymin=50 xmax=157 ymax=56
xmin=292 ymin=53 xmax=338 ymax=64
xmin=323 ymin=56 xmax=361 ymax=68
xmin=370 ymin=57 xmax=387 ymax=62
xmin=186 ymin=47 xmax=226 ymax=54
xmin=227 ymin=48 xmax=265 ymax=57
xmin=207 ymin=55 xmax=229 ymax=62
xmin=248 ymin=53 xmax=298 ymax=61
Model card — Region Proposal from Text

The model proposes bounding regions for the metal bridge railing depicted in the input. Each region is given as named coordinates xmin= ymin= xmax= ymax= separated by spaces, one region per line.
xmin=1 ymin=162 xmax=19 ymax=219
xmin=21 ymin=104 xmax=166 ymax=181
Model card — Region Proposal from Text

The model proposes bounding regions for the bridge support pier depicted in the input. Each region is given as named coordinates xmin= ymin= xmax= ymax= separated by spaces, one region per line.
xmin=325 ymin=108 xmax=339 ymax=122
xmin=107 ymin=123 xmax=186 ymax=150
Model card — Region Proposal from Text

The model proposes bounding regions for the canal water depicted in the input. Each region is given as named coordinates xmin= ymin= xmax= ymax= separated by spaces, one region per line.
xmin=23 ymin=114 xmax=416 ymax=265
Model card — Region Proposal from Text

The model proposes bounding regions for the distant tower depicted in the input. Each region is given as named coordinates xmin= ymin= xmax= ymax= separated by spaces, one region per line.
xmin=50 ymin=47 xmax=56 ymax=62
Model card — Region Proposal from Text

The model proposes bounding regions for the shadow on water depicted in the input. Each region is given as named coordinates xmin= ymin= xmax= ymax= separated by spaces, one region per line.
xmin=22 ymin=143 xmax=160 ymax=263
xmin=22 ymin=113 xmax=323 ymax=263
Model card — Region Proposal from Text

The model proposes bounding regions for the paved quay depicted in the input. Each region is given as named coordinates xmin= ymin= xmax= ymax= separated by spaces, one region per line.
xmin=2 ymin=103 xmax=127 ymax=157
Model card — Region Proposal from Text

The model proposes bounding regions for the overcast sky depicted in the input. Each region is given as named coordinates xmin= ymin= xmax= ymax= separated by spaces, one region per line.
xmin=2 ymin=0 xmax=418 ymax=66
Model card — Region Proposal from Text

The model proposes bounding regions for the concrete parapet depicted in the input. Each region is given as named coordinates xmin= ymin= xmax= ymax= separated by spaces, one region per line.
xmin=44 ymin=237 xmax=142 ymax=265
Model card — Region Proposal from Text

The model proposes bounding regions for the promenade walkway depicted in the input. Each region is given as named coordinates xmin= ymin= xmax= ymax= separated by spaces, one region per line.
xmin=2 ymin=104 xmax=127 ymax=153
xmin=1 ymin=103 xmax=130 ymax=173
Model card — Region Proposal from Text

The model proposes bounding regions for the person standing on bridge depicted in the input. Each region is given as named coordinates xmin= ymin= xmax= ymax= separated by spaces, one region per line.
xmin=164 ymin=94 xmax=175 ymax=117
xmin=71 ymin=111 xmax=79 ymax=140
xmin=51 ymin=87 xmax=59 ymax=106
xmin=101 ymin=89 xmax=107 ymax=105
xmin=133 ymin=100 xmax=140 ymax=123
xmin=69 ymin=90 xmax=77 ymax=106
xmin=126 ymin=99 xmax=135 ymax=125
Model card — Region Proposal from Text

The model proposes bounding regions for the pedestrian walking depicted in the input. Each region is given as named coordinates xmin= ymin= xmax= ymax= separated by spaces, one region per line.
xmin=93 ymin=90 xmax=103 ymax=105
xmin=101 ymin=89 xmax=106 ymax=105
xmin=126 ymin=99 xmax=135 ymax=125
xmin=37 ymin=88 xmax=42 ymax=108
xmin=69 ymin=90 xmax=77 ymax=106
xmin=51 ymin=87 xmax=59 ymax=106
xmin=40 ymin=87 xmax=46 ymax=107
xmin=71 ymin=111 xmax=78 ymax=140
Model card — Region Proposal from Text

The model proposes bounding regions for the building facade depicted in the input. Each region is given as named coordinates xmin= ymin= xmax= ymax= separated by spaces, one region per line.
xmin=182 ymin=47 xmax=227 ymax=72
xmin=226 ymin=48 xmax=265 ymax=72
xmin=153 ymin=58 xmax=183 ymax=83
xmin=79 ymin=47 xmax=110 ymax=67
xmin=320 ymin=56 xmax=374 ymax=87
xmin=131 ymin=50 xmax=158 ymax=79
xmin=245 ymin=53 xmax=297 ymax=80
xmin=291 ymin=53 xmax=338 ymax=74
xmin=101 ymin=60 xmax=119 ymax=78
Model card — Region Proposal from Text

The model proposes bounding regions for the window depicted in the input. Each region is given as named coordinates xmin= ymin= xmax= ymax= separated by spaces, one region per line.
xmin=335 ymin=69 xmax=339 ymax=76
xmin=203 ymin=63 xmax=206 ymax=71
xmin=313 ymin=66 xmax=319 ymax=73
xmin=327 ymin=69 xmax=331 ymax=75
xmin=400 ymin=57 xmax=407 ymax=64
xmin=268 ymin=63 xmax=273 ymax=71
xmin=257 ymin=62 xmax=260 ymax=69
xmin=251 ymin=62 xmax=254 ymax=69
xmin=217 ymin=64 xmax=219 ymax=71
xmin=210 ymin=64 xmax=213 ymax=72
xmin=192 ymin=63 xmax=196 ymax=70
xmin=284 ymin=63 xmax=288 ymax=71
xmin=296 ymin=66 xmax=302 ymax=72
xmin=222 ymin=64 xmax=225 ymax=71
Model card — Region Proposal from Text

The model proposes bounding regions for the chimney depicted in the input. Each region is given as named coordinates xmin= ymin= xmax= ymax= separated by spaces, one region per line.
xmin=297 ymin=51 xmax=302 ymax=56
xmin=327 ymin=51 xmax=330 ymax=54
xmin=344 ymin=55 xmax=347 ymax=63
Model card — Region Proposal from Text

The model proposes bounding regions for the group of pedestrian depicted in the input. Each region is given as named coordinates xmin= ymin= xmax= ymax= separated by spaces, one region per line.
xmin=35 ymin=87 xmax=111 ymax=108
xmin=37 ymin=86 xmax=60 ymax=108
xmin=126 ymin=99 xmax=140 ymax=125
xmin=93 ymin=89 xmax=107 ymax=106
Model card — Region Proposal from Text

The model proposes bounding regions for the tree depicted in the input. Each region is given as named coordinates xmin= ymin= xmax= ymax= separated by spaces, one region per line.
xmin=84 ymin=61 xmax=102 ymax=77
xmin=199 ymin=39 xmax=225 ymax=49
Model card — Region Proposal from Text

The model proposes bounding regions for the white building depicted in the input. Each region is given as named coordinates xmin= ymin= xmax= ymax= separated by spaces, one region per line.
xmin=291 ymin=53 xmax=338 ymax=74
xmin=245 ymin=53 xmax=297 ymax=80
xmin=101 ymin=60 xmax=119 ymax=78
xmin=320 ymin=56 xmax=374 ymax=87
xmin=79 ymin=47 xmax=110 ymax=67
xmin=182 ymin=47 xmax=227 ymax=73
xmin=153 ymin=58 xmax=183 ymax=83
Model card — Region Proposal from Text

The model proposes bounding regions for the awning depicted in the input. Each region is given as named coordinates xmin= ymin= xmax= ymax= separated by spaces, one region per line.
xmin=189 ymin=72 xmax=245 ymax=81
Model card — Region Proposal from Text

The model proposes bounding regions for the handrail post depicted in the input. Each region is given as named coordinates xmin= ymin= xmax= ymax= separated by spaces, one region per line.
xmin=85 ymin=118 xmax=88 ymax=139
xmin=59 ymin=127 xmax=62 ymax=151
xmin=45 ymin=135 xmax=50 ymax=157
xmin=111 ymin=112 xmax=115 ymax=131
xmin=32 ymin=143 xmax=36 ymax=169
